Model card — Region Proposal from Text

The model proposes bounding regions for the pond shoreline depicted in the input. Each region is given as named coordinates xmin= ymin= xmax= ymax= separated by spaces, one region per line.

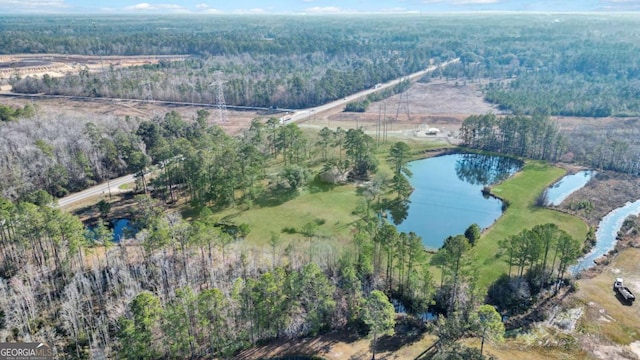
xmin=397 ymin=152 xmax=522 ymax=249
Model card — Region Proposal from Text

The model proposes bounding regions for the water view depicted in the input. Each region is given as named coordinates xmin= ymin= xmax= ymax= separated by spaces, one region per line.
xmin=395 ymin=153 xmax=522 ymax=249
xmin=546 ymin=170 xmax=596 ymax=206
xmin=112 ymin=218 xmax=132 ymax=242
xmin=572 ymin=199 xmax=640 ymax=273
xmin=86 ymin=218 xmax=134 ymax=243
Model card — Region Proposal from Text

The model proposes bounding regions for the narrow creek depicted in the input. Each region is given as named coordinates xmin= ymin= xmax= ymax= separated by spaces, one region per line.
xmin=573 ymin=199 xmax=640 ymax=273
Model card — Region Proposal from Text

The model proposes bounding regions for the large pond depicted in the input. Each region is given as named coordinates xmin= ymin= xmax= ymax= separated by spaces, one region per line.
xmin=572 ymin=199 xmax=640 ymax=273
xmin=545 ymin=170 xmax=596 ymax=206
xmin=394 ymin=153 xmax=522 ymax=249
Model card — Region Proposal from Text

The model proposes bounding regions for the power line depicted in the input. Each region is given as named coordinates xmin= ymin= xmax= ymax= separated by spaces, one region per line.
xmin=209 ymin=71 xmax=228 ymax=124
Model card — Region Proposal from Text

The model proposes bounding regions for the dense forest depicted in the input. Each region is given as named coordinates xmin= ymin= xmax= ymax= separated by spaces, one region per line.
xmin=1 ymin=13 xmax=633 ymax=358
xmin=3 ymin=15 xmax=640 ymax=115
xmin=0 ymin=107 xmax=584 ymax=358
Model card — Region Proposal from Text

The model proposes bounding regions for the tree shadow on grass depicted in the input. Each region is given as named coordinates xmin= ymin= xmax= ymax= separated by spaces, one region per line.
xmin=307 ymin=176 xmax=338 ymax=194
xmin=374 ymin=320 xmax=426 ymax=354
xmin=233 ymin=329 xmax=361 ymax=360
xmin=253 ymin=190 xmax=299 ymax=208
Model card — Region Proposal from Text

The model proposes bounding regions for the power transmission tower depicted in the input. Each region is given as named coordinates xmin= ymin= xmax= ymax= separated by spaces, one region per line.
xmin=141 ymin=82 xmax=153 ymax=102
xmin=93 ymin=21 xmax=110 ymax=98
xmin=395 ymin=78 xmax=411 ymax=125
xmin=210 ymin=71 xmax=228 ymax=124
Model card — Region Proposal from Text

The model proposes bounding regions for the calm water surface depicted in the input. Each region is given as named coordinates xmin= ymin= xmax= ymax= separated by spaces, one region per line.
xmin=546 ymin=170 xmax=596 ymax=206
xmin=394 ymin=153 xmax=521 ymax=249
xmin=112 ymin=218 xmax=132 ymax=242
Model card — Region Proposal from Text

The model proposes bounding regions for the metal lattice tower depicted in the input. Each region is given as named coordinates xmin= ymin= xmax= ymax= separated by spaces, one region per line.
xmin=141 ymin=82 xmax=153 ymax=102
xmin=210 ymin=71 xmax=228 ymax=124
xmin=395 ymin=77 xmax=411 ymax=123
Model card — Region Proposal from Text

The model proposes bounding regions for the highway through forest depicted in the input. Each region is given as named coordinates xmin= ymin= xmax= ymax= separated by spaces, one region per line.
xmin=286 ymin=58 xmax=460 ymax=123
xmin=55 ymin=58 xmax=459 ymax=208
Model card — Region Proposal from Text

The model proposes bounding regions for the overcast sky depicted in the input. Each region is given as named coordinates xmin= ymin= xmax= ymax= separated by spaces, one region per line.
xmin=1 ymin=0 xmax=639 ymax=14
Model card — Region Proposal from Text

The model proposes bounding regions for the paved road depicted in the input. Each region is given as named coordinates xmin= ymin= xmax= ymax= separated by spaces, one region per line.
xmin=286 ymin=58 xmax=460 ymax=123
xmin=57 ymin=174 xmax=136 ymax=208
xmin=55 ymin=58 xmax=459 ymax=209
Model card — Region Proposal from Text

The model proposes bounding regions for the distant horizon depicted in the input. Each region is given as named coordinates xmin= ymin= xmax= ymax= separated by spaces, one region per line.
xmin=1 ymin=0 xmax=639 ymax=15
xmin=4 ymin=11 xmax=640 ymax=16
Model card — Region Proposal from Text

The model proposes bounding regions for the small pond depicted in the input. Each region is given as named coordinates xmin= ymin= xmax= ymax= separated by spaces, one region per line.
xmin=572 ymin=199 xmax=640 ymax=273
xmin=394 ymin=153 xmax=522 ymax=249
xmin=86 ymin=218 xmax=135 ymax=243
xmin=545 ymin=170 xmax=596 ymax=206
xmin=112 ymin=218 xmax=133 ymax=242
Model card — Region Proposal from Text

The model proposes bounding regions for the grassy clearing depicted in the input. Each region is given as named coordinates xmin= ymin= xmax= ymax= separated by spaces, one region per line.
xmin=464 ymin=337 xmax=586 ymax=360
xmin=212 ymin=140 xmax=449 ymax=246
xmin=575 ymin=248 xmax=640 ymax=345
xmin=215 ymin=180 xmax=362 ymax=246
xmin=473 ymin=161 xmax=590 ymax=289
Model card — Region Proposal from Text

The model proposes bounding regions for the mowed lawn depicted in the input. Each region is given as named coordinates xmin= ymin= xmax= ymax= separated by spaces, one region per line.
xmin=215 ymin=140 xmax=447 ymax=246
xmin=473 ymin=161 xmax=590 ymax=288
xmin=216 ymin=181 xmax=362 ymax=246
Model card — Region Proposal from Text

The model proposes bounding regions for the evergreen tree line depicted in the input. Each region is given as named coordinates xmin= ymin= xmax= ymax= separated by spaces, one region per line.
xmin=459 ymin=114 xmax=566 ymax=161
xmin=460 ymin=113 xmax=640 ymax=175
xmin=10 ymin=50 xmax=438 ymax=110
xmin=136 ymin=110 xmax=382 ymax=208
xmin=6 ymin=15 xmax=640 ymax=115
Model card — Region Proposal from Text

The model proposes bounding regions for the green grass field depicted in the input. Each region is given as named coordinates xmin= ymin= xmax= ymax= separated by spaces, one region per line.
xmin=473 ymin=161 xmax=590 ymax=288
xmin=212 ymin=139 xmax=450 ymax=246
xmin=206 ymin=139 xmax=588 ymax=290
xmin=215 ymin=180 xmax=362 ymax=246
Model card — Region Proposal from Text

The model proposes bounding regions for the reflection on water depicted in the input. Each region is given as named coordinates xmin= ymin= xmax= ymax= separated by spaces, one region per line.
xmin=86 ymin=218 xmax=135 ymax=243
xmin=455 ymin=153 xmax=523 ymax=186
xmin=112 ymin=218 xmax=132 ymax=242
xmin=387 ymin=198 xmax=410 ymax=225
xmin=546 ymin=170 xmax=596 ymax=206
xmin=395 ymin=153 xmax=522 ymax=249
xmin=572 ymin=199 xmax=640 ymax=273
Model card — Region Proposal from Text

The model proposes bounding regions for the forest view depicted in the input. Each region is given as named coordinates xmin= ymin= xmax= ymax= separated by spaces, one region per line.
xmin=0 ymin=13 xmax=639 ymax=360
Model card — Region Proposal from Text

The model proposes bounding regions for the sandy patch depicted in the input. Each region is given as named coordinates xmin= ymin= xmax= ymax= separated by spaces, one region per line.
xmin=629 ymin=341 xmax=640 ymax=358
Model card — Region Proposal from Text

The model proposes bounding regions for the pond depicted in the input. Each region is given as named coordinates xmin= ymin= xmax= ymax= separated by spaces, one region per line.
xmin=394 ymin=153 xmax=522 ymax=250
xmin=545 ymin=170 xmax=596 ymax=206
xmin=572 ymin=199 xmax=640 ymax=273
xmin=112 ymin=218 xmax=133 ymax=242
xmin=86 ymin=218 xmax=135 ymax=243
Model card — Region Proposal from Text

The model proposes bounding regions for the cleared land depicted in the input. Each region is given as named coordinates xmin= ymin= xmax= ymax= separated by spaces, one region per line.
xmin=0 ymin=54 xmax=188 ymax=81
xmin=301 ymin=79 xmax=502 ymax=143
xmin=0 ymin=95 xmax=279 ymax=136
xmin=573 ymin=246 xmax=640 ymax=359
